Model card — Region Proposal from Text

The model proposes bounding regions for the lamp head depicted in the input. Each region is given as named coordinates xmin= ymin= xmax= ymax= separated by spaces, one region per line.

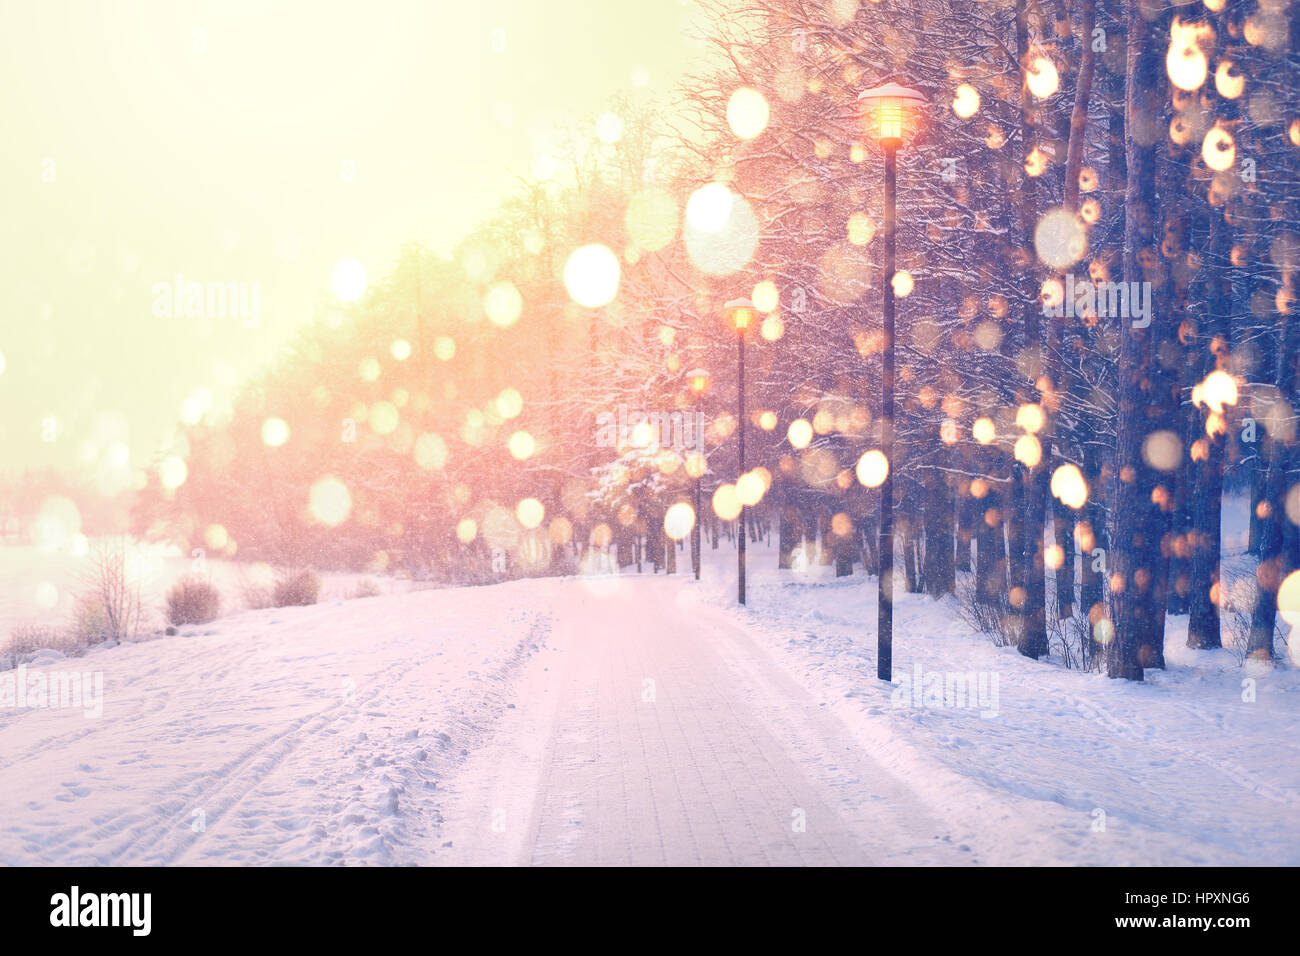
xmin=857 ymin=81 xmax=928 ymax=147
xmin=725 ymin=297 xmax=756 ymax=334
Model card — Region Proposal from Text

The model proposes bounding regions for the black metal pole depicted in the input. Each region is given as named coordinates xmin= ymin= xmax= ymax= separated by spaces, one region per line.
xmin=877 ymin=142 xmax=897 ymax=682
xmin=738 ymin=331 xmax=746 ymax=605
xmin=693 ymin=472 xmax=701 ymax=580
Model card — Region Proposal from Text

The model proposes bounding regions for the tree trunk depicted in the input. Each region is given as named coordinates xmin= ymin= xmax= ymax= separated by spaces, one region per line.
xmin=1052 ymin=496 xmax=1075 ymax=619
xmin=1107 ymin=0 xmax=1161 ymax=680
xmin=923 ymin=471 xmax=956 ymax=598
xmin=975 ymin=484 xmax=1008 ymax=606
xmin=778 ymin=503 xmax=798 ymax=569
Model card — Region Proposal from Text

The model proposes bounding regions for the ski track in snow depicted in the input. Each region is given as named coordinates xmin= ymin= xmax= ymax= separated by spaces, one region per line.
xmin=0 ymin=587 xmax=549 ymax=865
xmin=2 ymin=543 xmax=1297 ymax=866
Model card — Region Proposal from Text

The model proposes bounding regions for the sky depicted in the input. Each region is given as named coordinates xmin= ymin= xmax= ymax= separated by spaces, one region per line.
xmin=0 ymin=0 xmax=711 ymax=485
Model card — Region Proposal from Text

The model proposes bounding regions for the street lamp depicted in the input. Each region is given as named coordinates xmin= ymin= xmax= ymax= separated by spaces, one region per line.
xmin=857 ymin=80 xmax=927 ymax=682
xmin=685 ymin=367 xmax=711 ymax=581
xmin=725 ymin=297 xmax=755 ymax=605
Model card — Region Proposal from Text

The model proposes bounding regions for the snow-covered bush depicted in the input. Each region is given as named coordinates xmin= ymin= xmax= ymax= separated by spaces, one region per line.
xmin=3 ymin=624 xmax=85 ymax=667
xmin=74 ymin=537 xmax=144 ymax=644
xmin=1046 ymin=612 xmax=1100 ymax=671
xmin=955 ymin=574 xmax=1017 ymax=649
xmin=350 ymin=578 xmax=381 ymax=599
xmin=166 ymin=575 xmax=221 ymax=625
xmin=273 ymin=569 xmax=320 ymax=607
xmin=70 ymin=590 xmax=111 ymax=645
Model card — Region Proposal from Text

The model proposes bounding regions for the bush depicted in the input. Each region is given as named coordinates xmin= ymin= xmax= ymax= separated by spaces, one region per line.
xmin=349 ymin=578 xmax=381 ymax=599
xmin=4 ymin=623 xmax=85 ymax=661
xmin=240 ymin=584 xmax=274 ymax=610
xmin=273 ymin=569 xmax=320 ymax=607
xmin=166 ymin=575 xmax=221 ymax=625
xmin=70 ymin=590 xmax=111 ymax=645
xmin=75 ymin=537 xmax=144 ymax=644
xmin=955 ymin=574 xmax=1019 ymax=648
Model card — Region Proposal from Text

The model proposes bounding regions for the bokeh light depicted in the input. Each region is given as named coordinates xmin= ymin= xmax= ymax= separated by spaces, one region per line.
xmin=456 ymin=517 xmax=478 ymax=544
xmin=1034 ymin=208 xmax=1087 ymax=268
xmin=485 ymin=280 xmax=524 ymax=326
xmin=261 ymin=417 xmax=290 ymax=447
xmin=855 ymin=449 xmax=889 ymax=488
xmin=788 ymin=419 xmax=813 ymax=449
xmin=1014 ymin=434 xmax=1042 ymax=468
xmin=685 ymin=182 xmax=734 ymax=232
xmin=952 ymin=83 xmax=980 ymax=118
xmin=712 ymin=484 xmax=742 ymax=521
xmin=664 ymin=502 xmax=696 ymax=540
xmin=159 ymin=455 xmax=188 ymax=490
xmin=564 ymin=244 xmax=621 ymax=307
xmin=727 ymin=87 xmax=770 ymax=140
xmin=1026 ymin=57 xmax=1060 ymax=98
xmin=517 ymin=497 xmax=545 ymax=529
xmin=1051 ymin=463 xmax=1089 ymax=509
xmin=308 ymin=476 xmax=352 ymax=527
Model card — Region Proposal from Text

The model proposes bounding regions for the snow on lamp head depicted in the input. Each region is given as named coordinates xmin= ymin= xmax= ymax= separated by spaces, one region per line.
xmin=686 ymin=367 xmax=711 ymax=397
xmin=857 ymin=81 xmax=928 ymax=147
xmin=725 ymin=297 xmax=755 ymax=335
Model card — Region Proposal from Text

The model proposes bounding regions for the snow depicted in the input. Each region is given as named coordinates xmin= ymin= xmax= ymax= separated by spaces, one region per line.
xmin=2 ymin=508 xmax=1296 ymax=865
xmin=704 ymin=558 xmax=1300 ymax=866
xmin=0 ymin=586 xmax=547 ymax=865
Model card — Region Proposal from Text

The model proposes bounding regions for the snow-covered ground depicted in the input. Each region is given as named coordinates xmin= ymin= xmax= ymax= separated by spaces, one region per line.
xmin=1 ymin=494 xmax=1296 ymax=865
xmin=708 ymin=560 xmax=1300 ymax=866
xmin=0 ymin=586 xmax=547 ymax=864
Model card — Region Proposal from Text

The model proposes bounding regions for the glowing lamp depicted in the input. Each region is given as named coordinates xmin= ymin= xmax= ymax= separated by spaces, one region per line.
xmin=857 ymin=81 xmax=928 ymax=146
xmin=725 ymin=297 xmax=755 ymax=334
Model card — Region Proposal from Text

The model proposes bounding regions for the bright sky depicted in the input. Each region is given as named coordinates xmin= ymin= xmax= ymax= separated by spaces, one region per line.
xmin=0 ymin=0 xmax=710 ymax=484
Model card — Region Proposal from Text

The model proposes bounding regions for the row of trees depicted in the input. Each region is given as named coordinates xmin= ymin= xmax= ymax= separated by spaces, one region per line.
xmin=135 ymin=0 xmax=1299 ymax=679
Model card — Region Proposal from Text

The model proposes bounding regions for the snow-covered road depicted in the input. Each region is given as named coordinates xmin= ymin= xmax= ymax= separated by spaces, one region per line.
xmin=435 ymin=576 xmax=965 ymax=865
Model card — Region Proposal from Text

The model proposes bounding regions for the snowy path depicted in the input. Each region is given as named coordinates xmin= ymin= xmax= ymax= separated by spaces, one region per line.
xmin=435 ymin=577 xmax=967 ymax=865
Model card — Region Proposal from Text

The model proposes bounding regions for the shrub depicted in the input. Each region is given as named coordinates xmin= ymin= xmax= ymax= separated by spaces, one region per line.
xmin=273 ymin=569 xmax=320 ymax=607
xmin=166 ymin=575 xmax=221 ymax=625
xmin=241 ymin=584 xmax=274 ymax=610
xmin=4 ymin=623 xmax=85 ymax=661
xmin=70 ymin=590 xmax=111 ymax=645
xmin=350 ymin=578 xmax=381 ymax=599
xmin=955 ymin=574 xmax=1019 ymax=648
xmin=75 ymin=537 xmax=144 ymax=644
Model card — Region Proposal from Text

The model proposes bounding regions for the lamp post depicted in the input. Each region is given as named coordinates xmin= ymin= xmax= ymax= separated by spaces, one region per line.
xmin=725 ymin=298 xmax=755 ymax=605
xmin=857 ymin=80 xmax=927 ymax=682
xmin=686 ymin=367 xmax=711 ymax=581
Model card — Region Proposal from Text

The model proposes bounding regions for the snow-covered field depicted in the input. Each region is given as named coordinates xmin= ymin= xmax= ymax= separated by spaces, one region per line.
xmin=0 ymin=542 xmax=414 ymax=641
xmin=0 ymin=585 xmax=547 ymax=864
xmin=2 ymin=520 xmax=1296 ymax=865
